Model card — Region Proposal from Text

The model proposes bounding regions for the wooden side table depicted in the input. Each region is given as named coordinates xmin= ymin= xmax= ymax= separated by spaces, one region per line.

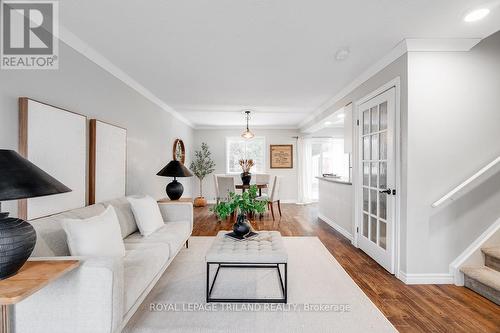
xmin=157 ymin=197 xmax=193 ymax=203
xmin=0 ymin=260 xmax=79 ymax=333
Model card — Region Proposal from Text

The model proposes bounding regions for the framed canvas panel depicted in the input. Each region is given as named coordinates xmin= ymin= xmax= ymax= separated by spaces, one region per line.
xmin=19 ymin=98 xmax=87 ymax=220
xmin=89 ymin=119 xmax=127 ymax=204
xmin=270 ymin=144 xmax=293 ymax=169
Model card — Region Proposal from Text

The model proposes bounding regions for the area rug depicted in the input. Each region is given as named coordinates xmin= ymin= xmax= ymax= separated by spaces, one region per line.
xmin=124 ymin=236 xmax=396 ymax=333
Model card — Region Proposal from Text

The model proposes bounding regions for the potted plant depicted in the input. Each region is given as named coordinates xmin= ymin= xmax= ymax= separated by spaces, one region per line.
xmin=211 ymin=185 xmax=267 ymax=236
xmin=189 ymin=143 xmax=216 ymax=207
xmin=239 ymin=159 xmax=254 ymax=185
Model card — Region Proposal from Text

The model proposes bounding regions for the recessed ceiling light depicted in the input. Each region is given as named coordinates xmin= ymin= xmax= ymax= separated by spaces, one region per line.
xmin=324 ymin=121 xmax=332 ymax=126
xmin=335 ymin=48 xmax=350 ymax=61
xmin=464 ymin=8 xmax=490 ymax=22
xmin=338 ymin=113 xmax=345 ymax=119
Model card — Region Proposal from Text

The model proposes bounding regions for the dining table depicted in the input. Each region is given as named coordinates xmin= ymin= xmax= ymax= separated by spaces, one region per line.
xmin=235 ymin=183 xmax=268 ymax=196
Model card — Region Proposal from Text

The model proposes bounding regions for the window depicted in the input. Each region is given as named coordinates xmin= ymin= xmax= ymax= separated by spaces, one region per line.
xmin=226 ymin=137 xmax=266 ymax=174
xmin=311 ymin=138 xmax=350 ymax=200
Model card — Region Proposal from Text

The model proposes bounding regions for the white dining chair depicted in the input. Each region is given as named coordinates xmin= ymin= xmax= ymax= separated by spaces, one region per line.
xmin=216 ymin=176 xmax=236 ymax=204
xmin=257 ymin=176 xmax=281 ymax=220
xmin=255 ymin=174 xmax=271 ymax=195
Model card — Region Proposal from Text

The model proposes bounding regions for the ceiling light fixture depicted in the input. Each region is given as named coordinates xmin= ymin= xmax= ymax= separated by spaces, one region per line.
xmin=338 ymin=113 xmax=345 ymax=119
xmin=241 ymin=110 xmax=254 ymax=139
xmin=464 ymin=8 xmax=490 ymax=22
xmin=324 ymin=121 xmax=332 ymax=126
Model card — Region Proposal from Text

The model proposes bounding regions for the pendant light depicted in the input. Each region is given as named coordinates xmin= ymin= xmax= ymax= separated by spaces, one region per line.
xmin=241 ymin=110 xmax=254 ymax=139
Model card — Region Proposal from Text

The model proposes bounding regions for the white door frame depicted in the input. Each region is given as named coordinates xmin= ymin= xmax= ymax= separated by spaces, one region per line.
xmin=352 ymin=77 xmax=402 ymax=279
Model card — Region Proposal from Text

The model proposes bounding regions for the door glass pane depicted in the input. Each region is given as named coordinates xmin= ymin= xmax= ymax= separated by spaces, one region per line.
xmin=370 ymin=189 xmax=377 ymax=215
xmin=379 ymin=102 xmax=387 ymax=130
xmin=379 ymin=162 xmax=387 ymax=189
xmin=363 ymin=214 xmax=369 ymax=237
xmin=363 ymin=163 xmax=369 ymax=186
xmin=380 ymin=131 xmax=387 ymax=160
xmin=371 ymin=134 xmax=379 ymax=160
xmin=363 ymin=188 xmax=369 ymax=212
xmin=363 ymin=136 xmax=370 ymax=160
xmin=370 ymin=163 xmax=377 ymax=188
xmin=363 ymin=110 xmax=370 ymax=134
xmin=370 ymin=106 xmax=379 ymax=132
xmin=370 ymin=216 xmax=377 ymax=243
xmin=379 ymin=192 xmax=387 ymax=220
xmin=379 ymin=221 xmax=387 ymax=249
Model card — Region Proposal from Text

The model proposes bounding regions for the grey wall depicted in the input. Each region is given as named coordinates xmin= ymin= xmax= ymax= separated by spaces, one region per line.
xmin=406 ymin=31 xmax=500 ymax=274
xmin=193 ymin=129 xmax=299 ymax=203
xmin=0 ymin=42 xmax=194 ymax=217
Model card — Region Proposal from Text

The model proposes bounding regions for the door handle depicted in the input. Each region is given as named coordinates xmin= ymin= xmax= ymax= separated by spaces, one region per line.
xmin=379 ymin=189 xmax=392 ymax=194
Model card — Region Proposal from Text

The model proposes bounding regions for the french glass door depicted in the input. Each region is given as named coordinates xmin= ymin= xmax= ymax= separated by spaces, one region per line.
xmin=357 ymin=87 xmax=396 ymax=273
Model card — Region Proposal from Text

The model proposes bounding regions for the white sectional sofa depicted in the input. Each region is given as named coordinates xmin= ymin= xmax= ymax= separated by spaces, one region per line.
xmin=15 ymin=197 xmax=193 ymax=333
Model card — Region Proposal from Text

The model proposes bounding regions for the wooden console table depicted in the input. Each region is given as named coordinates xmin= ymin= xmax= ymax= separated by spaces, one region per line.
xmin=0 ymin=260 xmax=79 ymax=333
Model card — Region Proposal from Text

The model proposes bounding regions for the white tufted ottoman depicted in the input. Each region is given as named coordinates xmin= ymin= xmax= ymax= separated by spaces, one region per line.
xmin=205 ymin=231 xmax=288 ymax=303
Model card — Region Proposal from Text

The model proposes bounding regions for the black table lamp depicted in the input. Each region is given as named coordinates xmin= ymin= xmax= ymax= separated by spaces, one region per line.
xmin=0 ymin=150 xmax=71 ymax=280
xmin=157 ymin=160 xmax=193 ymax=200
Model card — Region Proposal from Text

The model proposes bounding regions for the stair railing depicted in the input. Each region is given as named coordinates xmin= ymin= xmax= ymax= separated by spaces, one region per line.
xmin=432 ymin=156 xmax=500 ymax=208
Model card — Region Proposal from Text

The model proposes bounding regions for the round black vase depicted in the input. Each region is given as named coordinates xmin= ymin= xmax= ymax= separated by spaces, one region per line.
xmin=241 ymin=173 xmax=251 ymax=186
xmin=233 ymin=214 xmax=250 ymax=236
xmin=0 ymin=215 xmax=36 ymax=280
xmin=166 ymin=179 xmax=184 ymax=200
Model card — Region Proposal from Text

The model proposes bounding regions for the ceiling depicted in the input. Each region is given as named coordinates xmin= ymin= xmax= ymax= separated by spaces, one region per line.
xmin=59 ymin=0 xmax=500 ymax=128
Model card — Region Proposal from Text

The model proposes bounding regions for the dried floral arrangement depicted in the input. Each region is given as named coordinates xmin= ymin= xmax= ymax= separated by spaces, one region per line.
xmin=239 ymin=159 xmax=254 ymax=174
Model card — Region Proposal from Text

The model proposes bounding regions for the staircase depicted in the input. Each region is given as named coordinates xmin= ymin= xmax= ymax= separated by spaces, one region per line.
xmin=461 ymin=247 xmax=500 ymax=305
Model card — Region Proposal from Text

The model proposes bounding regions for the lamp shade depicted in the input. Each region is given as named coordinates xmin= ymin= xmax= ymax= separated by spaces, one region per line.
xmin=156 ymin=160 xmax=193 ymax=178
xmin=0 ymin=149 xmax=71 ymax=201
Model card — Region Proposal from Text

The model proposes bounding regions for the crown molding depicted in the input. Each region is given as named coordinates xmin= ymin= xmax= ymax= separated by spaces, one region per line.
xmin=176 ymin=104 xmax=310 ymax=114
xmin=299 ymin=37 xmax=482 ymax=131
xmin=404 ymin=38 xmax=481 ymax=52
xmin=58 ymin=26 xmax=194 ymax=128
xmin=194 ymin=125 xmax=300 ymax=130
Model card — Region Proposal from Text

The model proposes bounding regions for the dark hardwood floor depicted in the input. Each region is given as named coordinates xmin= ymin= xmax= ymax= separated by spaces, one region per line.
xmin=192 ymin=203 xmax=500 ymax=333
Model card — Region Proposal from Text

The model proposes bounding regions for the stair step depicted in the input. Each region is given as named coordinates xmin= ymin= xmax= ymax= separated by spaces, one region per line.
xmin=461 ymin=266 xmax=500 ymax=305
xmin=482 ymin=247 xmax=500 ymax=272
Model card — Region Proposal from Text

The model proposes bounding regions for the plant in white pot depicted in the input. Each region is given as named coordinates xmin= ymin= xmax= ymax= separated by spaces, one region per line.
xmin=190 ymin=142 xmax=216 ymax=207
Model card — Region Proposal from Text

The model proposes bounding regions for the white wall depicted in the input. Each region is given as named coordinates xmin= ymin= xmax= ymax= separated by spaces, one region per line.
xmin=0 ymin=42 xmax=193 ymax=217
xmin=193 ymin=129 xmax=299 ymax=202
xmin=405 ymin=31 xmax=500 ymax=274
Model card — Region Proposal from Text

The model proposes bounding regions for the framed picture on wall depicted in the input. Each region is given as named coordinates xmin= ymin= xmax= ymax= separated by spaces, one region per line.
xmin=18 ymin=97 xmax=87 ymax=220
xmin=270 ymin=144 xmax=293 ymax=169
xmin=89 ymin=119 xmax=127 ymax=204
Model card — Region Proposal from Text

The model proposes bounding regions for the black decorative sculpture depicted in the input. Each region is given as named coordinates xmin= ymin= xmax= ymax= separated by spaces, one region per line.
xmin=0 ymin=150 xmax=71 ymax=280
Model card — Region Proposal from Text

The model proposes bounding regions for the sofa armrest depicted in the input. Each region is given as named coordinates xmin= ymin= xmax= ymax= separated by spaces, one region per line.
xmin=158 ymin=201 xmax=193 ymax=229
xmin=16 ymin=256 xmax=124 ymax=333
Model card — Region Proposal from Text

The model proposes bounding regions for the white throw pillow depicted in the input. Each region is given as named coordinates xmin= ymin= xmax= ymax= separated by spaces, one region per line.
xmin=127 ymin=195 xmax=164 ymax=236
xmin=62 ymin=206 xmax=126 ymax=257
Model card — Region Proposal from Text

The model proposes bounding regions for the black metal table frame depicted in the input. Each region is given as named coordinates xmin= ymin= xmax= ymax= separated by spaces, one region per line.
xmin=206 ymin=262 xmax=287 ymax=303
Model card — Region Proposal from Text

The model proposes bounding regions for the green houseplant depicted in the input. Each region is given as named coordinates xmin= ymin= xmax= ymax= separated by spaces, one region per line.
xmin=211 ymin=185 xmax=268 ymax=236
xmin=189 ymin=143 xmax=216 ymax=207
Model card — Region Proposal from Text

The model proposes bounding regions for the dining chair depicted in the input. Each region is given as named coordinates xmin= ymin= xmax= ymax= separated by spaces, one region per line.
xmin=216 ymin=176 xmax=236 ymax=204
xmin=257 ymin=176 xmax=281 ymax=220
xmin=255 ymin=174 xmax=271 ymax=194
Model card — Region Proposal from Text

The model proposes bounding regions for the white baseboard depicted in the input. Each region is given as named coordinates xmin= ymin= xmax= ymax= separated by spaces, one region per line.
xmin=318 ymin=213 xmax=353 ymax=242
xmin=398 ymin=271 xmax=454 ymax=284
